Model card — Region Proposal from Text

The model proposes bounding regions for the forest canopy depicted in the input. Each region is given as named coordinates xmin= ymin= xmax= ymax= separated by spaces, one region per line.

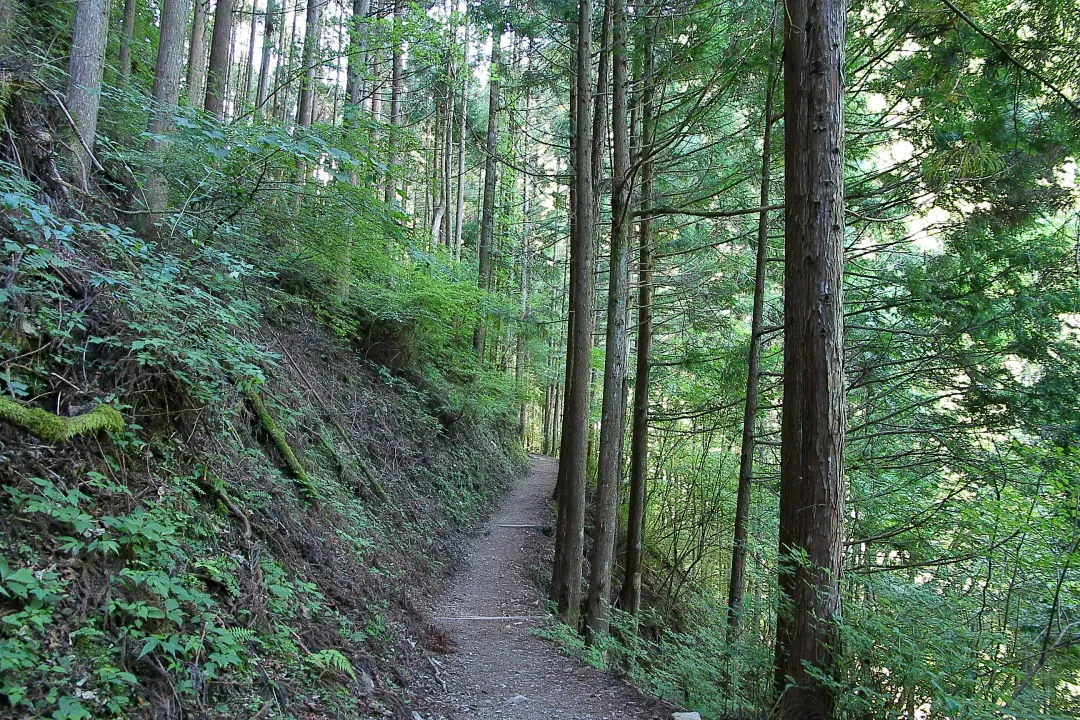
xmin=0 ymin=0 xmax=1078 ymax=717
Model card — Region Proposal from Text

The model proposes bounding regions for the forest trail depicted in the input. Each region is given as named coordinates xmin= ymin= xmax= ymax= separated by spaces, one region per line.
xmin=424 ymin=455 xmax=669 ymax=720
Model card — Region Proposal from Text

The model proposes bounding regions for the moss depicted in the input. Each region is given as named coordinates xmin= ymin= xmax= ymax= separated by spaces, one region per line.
xmin=245 ymin=389 xmax=316 ymax=495
xmin=0 ymin=397 xmax=124 ymax=443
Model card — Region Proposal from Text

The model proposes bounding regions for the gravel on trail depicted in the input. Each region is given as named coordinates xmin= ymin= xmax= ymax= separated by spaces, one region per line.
xmin=420 ymin=454 xmax=672 ymax=720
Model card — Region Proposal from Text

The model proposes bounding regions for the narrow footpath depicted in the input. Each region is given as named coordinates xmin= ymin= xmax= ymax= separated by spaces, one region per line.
xmin=423 ymin=455 xmax=669 ymax=720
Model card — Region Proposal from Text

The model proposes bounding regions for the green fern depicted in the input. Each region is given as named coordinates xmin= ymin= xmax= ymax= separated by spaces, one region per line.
xmin=306 ymin=648 xmax=356 ymax=680
xmin=225 ymin=627 xmax=256 ymax=643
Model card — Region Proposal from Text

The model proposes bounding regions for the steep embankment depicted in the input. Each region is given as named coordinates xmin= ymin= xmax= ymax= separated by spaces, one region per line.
xmin=0 ymin=121 xmax=525 ymax=718
xmin=1 ymin=308 xmax=523 ymax=719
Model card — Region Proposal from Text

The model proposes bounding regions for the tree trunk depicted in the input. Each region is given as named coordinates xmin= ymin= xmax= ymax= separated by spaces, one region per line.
xmin=118 ymin=0 xmax=137 ymax=85
xmin=454 ymin=78 xmax=467 ymax=260
xmin=66 ymin=0 xmax=109 ymax=190
xmin=346 ymin=0 xmax=371 ymax=107
xmin=585 ymin=0 xmax=630 ymax=639
xmin=186 ymin=0 xmax=210 ymax=105
xmin=430 ymin=109 xmax=445 ymax=248
xmin=384 ymin=0 xmax=404 ymax=203
xmin=473 ymin=16 xmax=503 ymax=363
xmin=241 ymin=0 xmax=260 ymax=110
xmin=774 ymin=0 xmax=846 ymax=715
xmin=551 ymin=0 xmax=596 ymax=628
xmin=254 ymin=0 xmax=277 ymax=116
xmin=205 ymin=0 xmax=236 ymax=118
xmin=144 ymin=0 xmax=191 ymax=215
xmin=441 ymin=72 xmax=453 ymax=248
xmin=619 ymin=3 xmax=655 ymax=618
xmin=728 ymin=68 xmax=777 ymax=639
xmin=553 ymin=15 xmax=577 ymax=505
xmin=296 ymin=0 xmax=322 ymax=126
xmin=279 ymin=2 xmax=298 ymax=121
xmin=0 ymin=0 xmax=14 ymax=53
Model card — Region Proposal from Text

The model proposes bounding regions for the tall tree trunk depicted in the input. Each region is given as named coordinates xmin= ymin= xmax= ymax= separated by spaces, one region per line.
xmin=619 ymin=3 xmax=655 ymax=618
xmin=118 ymin=0 xmax=137 ymax=85
xmin=186 ymin=0 xmax=210 ymax=105
xmin=241 ymin=0 xmax=260 ymax=110
xmin=553 ymin=15 xmax=578 ymax=503
xmin=279 ymin=2 xmax=298 ymax=121
xmin=430 ymin=110 xmax=445 ymax=248
xmin=473 ymin=16 xmax=503 ymax=363
xmin=255 ymin=0 xmax=277 ymax=116
xmin=205 ymin=0 xmax=236 ymax=118
xmin=516 ymin=85 xmax=533 ymax=438
xmin=551 ymin=0 xmax=595 ymax=628
xmin=441 ymin=66 xmax=453 ymax=249
xmin=346 ymin=0 xmax=371 ymax=107
xmin=774 ymin=0 xmax=846 ymax=715
xmin=144 ymin=0 xmax=191 ymax=215
xmin=454 ymin=77 xmax=467 ymax=260
xmin=585 ymin=0 xmax=630 ymax=639
xmin=384 ymin=0 xmax=404 ymax=203
xmin=728 ymin=69 xmax=777 ymax=639
xmin=590 ymin=0 xmax=611 ymax=197
xmin=0 ymin=0 xmax=14 ymax=53
xmin=296 ymin=0 xmax=322 ymax=126
xmin=370 ymin=54 xmax=381 ymax=118
xmin=66 ymin=0 xmax=109 ymax=190
xmin=222 ymin=5 xmax=237 ymax=117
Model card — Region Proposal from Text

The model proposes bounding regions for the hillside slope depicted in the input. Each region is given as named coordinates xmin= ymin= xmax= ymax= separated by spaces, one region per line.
xmin=0 ymin=94 xmax=525 ymax=720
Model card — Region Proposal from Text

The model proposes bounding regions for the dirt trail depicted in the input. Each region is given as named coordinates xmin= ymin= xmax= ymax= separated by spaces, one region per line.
xmin=423 ymin=454 xmax=668 ymax=720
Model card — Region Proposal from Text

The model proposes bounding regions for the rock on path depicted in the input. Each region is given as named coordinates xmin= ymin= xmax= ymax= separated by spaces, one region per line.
xmin=424 ymin=455 xmax=668 ymax=720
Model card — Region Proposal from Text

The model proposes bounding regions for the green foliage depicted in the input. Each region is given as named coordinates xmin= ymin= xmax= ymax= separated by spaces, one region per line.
xmin=307 ymin=648 xmax=357 ymax=681
xmin=537 ymin=605 xmax=774 ymax=719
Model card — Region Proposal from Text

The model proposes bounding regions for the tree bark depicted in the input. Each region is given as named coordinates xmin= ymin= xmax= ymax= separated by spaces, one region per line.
xmin=66 ymin=0 xmax=109 ymax=190
xmin=774 ymin=0 xmax=847 ymax=715
xmin=118 ymin=0 xmax=137 ymax=85
xmin=279 ymin=2 xmax=298 ymax=121
xmin=384 ymin=0 xmax=404 ymax=203
xmin=296 ymin=0 xmax=322 ymax=126
xmin=727 ymin=68 xmax=777 ymax=639
xmin=586 ymin=0 xmax=630 ymax=639
xmin=551 ymin=0 xmax=596 ymax=628
xmin=552 ymin=16 xmax=577 ymax=504
xmin=186 ymin=0 xmax=210 ymax=105
xmin=619 ymin=4 xmax=656 ymax=618
xmin=205 ymin=0 xmax=236 ymax=118
xmin=145 ymin=0 xmax=191 ymax=214
xmin=441 ymin=69 xmax=453 ymax=248
xmin=241 ymin=0 xmax=260 ymax=110
xmin=254 ymin=0 xmax=277 ymax=116
xmin=346 ymin=0 xmax=371 ymax=107
xmin=454 ymin=74 xmax=467 ymax=260
xmin=473 ymin=16 xmax=503 ymax=363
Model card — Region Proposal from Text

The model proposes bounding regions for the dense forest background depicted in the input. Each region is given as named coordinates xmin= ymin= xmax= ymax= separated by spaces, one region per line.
xmin=0 ymin=0 xmax=1078 ymax=717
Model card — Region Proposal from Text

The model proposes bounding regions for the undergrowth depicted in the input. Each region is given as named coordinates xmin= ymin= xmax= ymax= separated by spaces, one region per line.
xmin=0 ymin=78 xmax=525 ymax=719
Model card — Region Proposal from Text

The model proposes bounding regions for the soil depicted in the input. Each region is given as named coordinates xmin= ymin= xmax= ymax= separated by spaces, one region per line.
xmin=418 ymin=454 xmax=672 ymax=720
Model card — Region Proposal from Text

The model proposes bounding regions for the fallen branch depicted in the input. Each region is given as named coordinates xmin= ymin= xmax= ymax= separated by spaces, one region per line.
xmin=195 ymin=472 xmax=253 ymax=540
xmin=29 ymin=78 xmax=106 ymax=174
xmin=0 ymin=397 xmax=123 ymax=443
xmin=245 ymin=389 xmax=316 ymax=494
xmin=428 ymin=657 xmax=447 ymax=691
xmin=274 ymin=341 xmax=389 ymax=502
